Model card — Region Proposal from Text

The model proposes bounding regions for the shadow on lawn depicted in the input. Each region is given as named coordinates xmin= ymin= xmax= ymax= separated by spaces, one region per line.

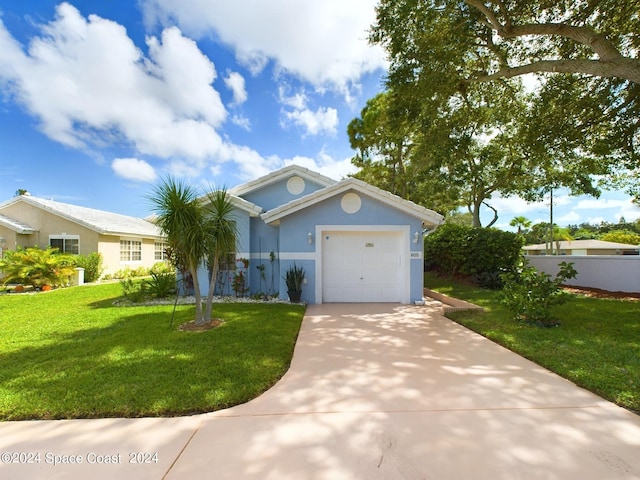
xmin=0 ymin=304 xmax=303 ymax=420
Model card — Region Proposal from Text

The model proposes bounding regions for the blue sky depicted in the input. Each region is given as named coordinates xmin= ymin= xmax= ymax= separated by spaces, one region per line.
xmin=0 ymin=1 xmax=638 ymax=229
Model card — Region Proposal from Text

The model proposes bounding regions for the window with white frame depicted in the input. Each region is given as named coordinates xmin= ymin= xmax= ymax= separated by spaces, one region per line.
xmin=49 ymin=234 xmax=79 ymax=254
xmin=120 ymin=239 xmax=142 ymax=262
xmin=154 ymin=241 xmax=169 ymax=261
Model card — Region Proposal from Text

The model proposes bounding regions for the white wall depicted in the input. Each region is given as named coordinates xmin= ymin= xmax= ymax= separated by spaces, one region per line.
xmin=528 ymin=255 xmax=640 ymax=293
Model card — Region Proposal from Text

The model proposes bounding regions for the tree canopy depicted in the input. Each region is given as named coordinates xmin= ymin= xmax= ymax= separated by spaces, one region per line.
xmin=368 ymin=0 xmax=640 ymax=206
xmin=372 ymin=0 xmax=640 ymax=85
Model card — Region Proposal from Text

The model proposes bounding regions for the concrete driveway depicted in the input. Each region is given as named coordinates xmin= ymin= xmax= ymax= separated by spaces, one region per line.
xmin=1 ymin=302 xmax=639 ymax=479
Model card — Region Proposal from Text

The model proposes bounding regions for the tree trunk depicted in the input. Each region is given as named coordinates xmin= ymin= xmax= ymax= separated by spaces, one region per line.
xmin=204 ymin=254 xmax=220 ymax=323
xmin=190 ymin=262 xmax=205 ymax=326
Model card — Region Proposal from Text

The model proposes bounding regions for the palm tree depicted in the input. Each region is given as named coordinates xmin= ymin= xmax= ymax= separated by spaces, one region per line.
xmin=548 ymin=225 xmax=573 ymax=255
xmin=202 ymin=188 xmax=238 ymax=322
xmin=509 ymin=216 xmax=532 ymax=236
xmin=148 ymin=178 xmax=208 ymax=325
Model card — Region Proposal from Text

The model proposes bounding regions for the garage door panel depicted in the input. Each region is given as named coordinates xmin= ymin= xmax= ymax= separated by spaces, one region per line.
xmin=322 ymin=231 xmax=403 ymax=303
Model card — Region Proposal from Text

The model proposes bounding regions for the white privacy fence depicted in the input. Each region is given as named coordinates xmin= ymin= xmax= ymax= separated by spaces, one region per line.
xmin=527 ymin=255 xmax=640 ymax=293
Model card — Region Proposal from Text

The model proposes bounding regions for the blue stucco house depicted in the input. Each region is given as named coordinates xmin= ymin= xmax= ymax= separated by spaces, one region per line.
xmin=197 ymin=165 xmax=444 ymax=304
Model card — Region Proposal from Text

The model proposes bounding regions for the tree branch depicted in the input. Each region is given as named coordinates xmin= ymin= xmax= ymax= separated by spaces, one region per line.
xmin=469 ymin=58 xmax=640 ymax=84
xmin=465 ymin=1 xmax=623 ymax=62
xmin=501 ymin=23 xmax=623 ymax=61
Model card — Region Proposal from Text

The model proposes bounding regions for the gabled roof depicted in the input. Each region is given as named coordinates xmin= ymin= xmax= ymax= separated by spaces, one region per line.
xmin=0 ymin=213 xmax=35 ymax=234
xmin=261 ymin=177 xmax=444 ymax=227
xmin=199 ymin=192 xmax=262 ymax=216
xmin=524 ymin=240 xmax=640 ymax=250
xmin=227 ymin=194 xmax=263 ymax=216
xmin=229 ymin=164 xmax=336 ymax=197
xmin=0 ymin=196 xmax=164 ymax=238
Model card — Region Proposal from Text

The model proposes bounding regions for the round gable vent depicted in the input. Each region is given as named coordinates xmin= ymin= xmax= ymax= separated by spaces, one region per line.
xmin=341 ymin=192 xmax=362 ymax=214
xmin=287 ymin=176 xmax=305 ymax=195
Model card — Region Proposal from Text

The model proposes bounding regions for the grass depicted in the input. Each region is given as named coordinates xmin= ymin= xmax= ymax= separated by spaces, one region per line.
xmin=0 ymin=283 xmax=305 ymax=420
xmin=425 ymin=272 xmax=640 ymax=414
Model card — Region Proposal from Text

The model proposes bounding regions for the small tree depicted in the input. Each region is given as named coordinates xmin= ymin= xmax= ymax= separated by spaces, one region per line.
xmin=500 ymin=259 xmax=577 ymax=327
xmin=148 ymin=179 xmax=238 ymax=326
xmin=202 ymin=188 xmax=238 ymax=322
xmin=148 ymin=178 xmax=208 ymax=326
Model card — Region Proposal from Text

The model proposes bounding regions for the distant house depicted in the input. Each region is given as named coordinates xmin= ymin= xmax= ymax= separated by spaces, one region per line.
xmin=523 ymin=239 xmax=640 ymax=256
xmin=0 ymin=195 xmax=166 ymax=277
xmin=197 ymin=165 xmax=444 ymax=304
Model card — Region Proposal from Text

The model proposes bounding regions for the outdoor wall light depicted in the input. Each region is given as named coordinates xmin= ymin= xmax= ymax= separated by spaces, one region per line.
xmin=307 ymin=232 xmax=313 ymax=244
xmin=413 ymin=231 xmax=420 ymax=243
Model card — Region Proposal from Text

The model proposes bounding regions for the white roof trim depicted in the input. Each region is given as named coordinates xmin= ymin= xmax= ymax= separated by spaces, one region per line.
xmin=0 ymin=196 xmax=164 ymax=238
xmin=197 ymin=192 xmax=263 ymax=216
xmin=226 ymin=194 xmax=263 ymax=216
xmin=229 ymin=164 xmax=336 ymax=197
xmin=0 ymin=213 xmax=36 ymax=234
xmin=261 ymin=177 xmax=444 ymax=226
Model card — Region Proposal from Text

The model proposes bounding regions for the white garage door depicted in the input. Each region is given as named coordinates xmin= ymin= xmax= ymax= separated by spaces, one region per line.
xmin=322 ymin=231 xmax=403 ymax=303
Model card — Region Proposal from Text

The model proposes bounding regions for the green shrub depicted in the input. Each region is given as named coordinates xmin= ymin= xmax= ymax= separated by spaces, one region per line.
xmin=500 ymin=259 xmax=577 ymax=326
xmin=0 ymin=247 xmax=76 ymax=288
xmin=119 ymin=278 xmax=147 ymax=302
xmin=424 ymin=224 xmax=523 ymax=287
xmin=143 ymin=270 xmax=176 ymax=298
xmin=110 ymin=266 xmax=151 ymax=280
xmin=74 ymin=252 xmax=105 ymax=283
xmin=149 ymin=261 xmax=173 ymax=275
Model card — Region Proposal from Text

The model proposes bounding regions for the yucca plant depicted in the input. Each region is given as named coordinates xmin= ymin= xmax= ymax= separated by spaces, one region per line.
xmin=284 ymin=263 xmax=305 ymax=302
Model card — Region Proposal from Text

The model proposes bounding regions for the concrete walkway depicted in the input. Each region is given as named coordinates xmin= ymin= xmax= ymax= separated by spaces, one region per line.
xmin=1 ymin=302 xmax=639 ymax=479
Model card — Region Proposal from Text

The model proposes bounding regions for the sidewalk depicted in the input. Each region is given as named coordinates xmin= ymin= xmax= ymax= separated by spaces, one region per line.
xmin=2 ymin=303 xmax=639 ymax=479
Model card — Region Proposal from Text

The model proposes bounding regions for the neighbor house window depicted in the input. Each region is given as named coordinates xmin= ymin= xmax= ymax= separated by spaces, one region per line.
xmin=49 ymin=234 xmax=79 ymax=254
xmin=120 ymin=239 xmax=142 ymax=262
xmin=155 ymin=241 xmax=169 ymax=261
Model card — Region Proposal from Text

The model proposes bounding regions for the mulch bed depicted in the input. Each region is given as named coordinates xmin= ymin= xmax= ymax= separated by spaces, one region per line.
xmin=178 ymin=319 xmax=224 ymax=331
xmin=562 ymin=286 xmax=640 ymax=301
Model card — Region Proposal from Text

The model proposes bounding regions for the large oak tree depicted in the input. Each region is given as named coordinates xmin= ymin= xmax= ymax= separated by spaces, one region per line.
xmin=370 ymin=0 xmax=640 ymax=203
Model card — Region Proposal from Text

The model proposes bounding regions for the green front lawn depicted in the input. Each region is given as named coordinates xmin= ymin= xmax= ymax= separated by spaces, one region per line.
xmin=426 ymin=272 xmax=640 ymax=414
xmin=0 ymin=283 xmax=305 ymax=420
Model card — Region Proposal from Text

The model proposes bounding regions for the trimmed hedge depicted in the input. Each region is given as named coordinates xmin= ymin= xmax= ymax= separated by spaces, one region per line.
xmin=424 ymin=223 xmax=523 ymax=287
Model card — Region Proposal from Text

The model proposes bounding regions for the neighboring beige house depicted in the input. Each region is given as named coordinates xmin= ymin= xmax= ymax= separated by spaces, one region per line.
xmin=0 ymin=195 xmax=167 ymax=277
xmin=524 ymin=239 xmax=640 ymax=256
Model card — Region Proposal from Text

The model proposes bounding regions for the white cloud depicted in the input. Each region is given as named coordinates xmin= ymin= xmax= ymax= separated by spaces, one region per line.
xmin=0 ymin=3 xmax=227 ymax=162
xmin=557 ymin=211 xmax=581 ymax=223
xmin=574 ymin=198 xmax=632 ymax=210
xmin=223 ymin=71 xmax=247 ymax=105
xmin=230 ymin=114 xmax=251 ymax=131
xmin=112 ymin=158 xmax=157 ymax=182
xmin=282 ymin=106 xmax=338 ymax=136
xmin=284 ymin=152 xmax=356 ymax=181
xmin=141 ymin=0 xmax=387 ymax=94
xmin=278 ymin=86 xmax=338 ymax=136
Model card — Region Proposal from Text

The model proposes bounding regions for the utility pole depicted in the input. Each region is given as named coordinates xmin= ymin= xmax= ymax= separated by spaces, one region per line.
xmin=549 ymin=188 xmax=554 ymax=255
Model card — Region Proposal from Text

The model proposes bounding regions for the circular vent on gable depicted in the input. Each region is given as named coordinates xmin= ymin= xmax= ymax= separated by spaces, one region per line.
xmin=287 ymin=176 xmax=305 ymax=195
xmin=341 ymin=192 xmax=362 ymax=214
